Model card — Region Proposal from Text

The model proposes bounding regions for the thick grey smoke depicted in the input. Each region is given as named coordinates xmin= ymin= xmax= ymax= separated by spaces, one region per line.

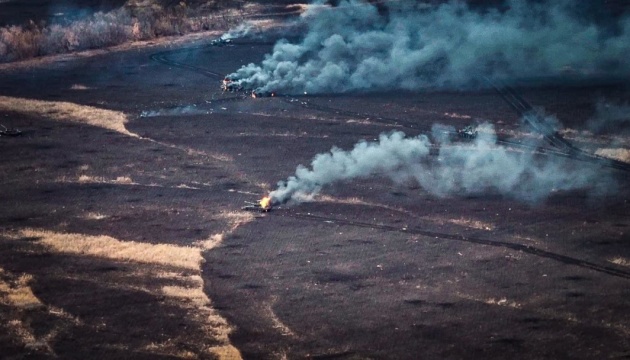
xmin=228 ymin=0 xmax=630 ymax=94
xmin=269 ymin=122 xmax=613 ymax=204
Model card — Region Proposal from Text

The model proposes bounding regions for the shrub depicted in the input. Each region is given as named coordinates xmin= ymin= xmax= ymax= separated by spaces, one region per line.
xmin=0 ymin=4 xmax=244 ymax=63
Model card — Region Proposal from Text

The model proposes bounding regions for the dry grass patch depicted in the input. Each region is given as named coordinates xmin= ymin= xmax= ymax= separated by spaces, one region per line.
xmin=211 ymin=345 xmax=244 ymax=360
xmin=218 ymin=210 xmax=256 ymax=232
xmin=595 ymin=148 xmax=630 ymax=163
xmin=317 ymin=194 xmax=417 ymax=218
xmin=82 ymin=212 xmax=108 ymax=220
xmin=422 ymin=215 xmax=496 ymax=231
xmin=70 ymin=84 xmax=92 ymax=90
xmin=19 ymin=229 xmax=203 ymax=270
xmin=114 ymin=176 xmax=134 ymax=184
xmin=76 ymin=175 xmax=136 ymax=185
xmin=0 ymin=268 xmax=53 ymax=355
xmin=195 ymin=211 xmax=256 ymax=250
xmin=609 ymin=257 xmax=630 ymax=267
xmin=162 ymin=285 xmax=209 ymax=307
xmin=0 ymin=270 xmax=43 ymax=309
xmin=0 ymin=96 xmax=137 ymax=137
xmin=7 ymin=319 xmax=53 ymax=353
xmin=3 ymin=223 xmax=246 ymax=359
xmin=449 ymin=217 xmax=495 ymax=231
xmin=194 ymin=233 xmax=225 ymax=250
xmin=484 ymin=297 xmax=521 ymax=308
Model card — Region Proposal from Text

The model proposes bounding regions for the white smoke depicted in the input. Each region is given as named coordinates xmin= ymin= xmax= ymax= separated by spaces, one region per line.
xmin=269 ymin=122 xmax=613 ymax=205
xmin=228 ymin=0 xmax=630 ymax=94
xmin=220 ymin=22 xmax=257 ymax=41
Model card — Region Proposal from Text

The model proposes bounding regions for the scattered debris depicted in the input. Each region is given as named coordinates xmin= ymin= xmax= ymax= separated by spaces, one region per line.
xmin=457 ymin=125 xmax=477 ymax=140
xmin=241 ymin=196 xmax=273 ymax=213
xmin=0 ymin=124 xmax=22 ymax=137
xmin=251 ymin=90 xmax=276 ymax=99
xmin=221 ymin=77 xmax=243 ymax=92
xmin=210 ymin=38 xmax=232 ymax=46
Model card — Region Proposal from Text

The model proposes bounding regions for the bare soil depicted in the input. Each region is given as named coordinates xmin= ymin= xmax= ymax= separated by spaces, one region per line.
xmin=1 ymin=25 xmax=629 ymax=360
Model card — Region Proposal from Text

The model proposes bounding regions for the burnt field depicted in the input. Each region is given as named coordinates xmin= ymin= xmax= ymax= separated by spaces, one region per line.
xmin=1 ymin=29 xmax=630 ymax=360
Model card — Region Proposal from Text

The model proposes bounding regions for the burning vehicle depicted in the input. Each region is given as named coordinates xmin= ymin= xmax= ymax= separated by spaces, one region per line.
xmin=241 ymin=196 xmax=273 ymax=212
xmin=457 ymin=125 xmax=478 ymax=140
xmin=221 ymin=77 xmax=243 ymax=92
xmin=220 ymin=78 xmax=276 ymax=98
xmin=251 ymin=89 xmax=276 ymax=98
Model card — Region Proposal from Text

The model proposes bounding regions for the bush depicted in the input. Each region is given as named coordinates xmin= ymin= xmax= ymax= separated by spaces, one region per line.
xmin=0 ymin=4 xmax=244 ymax=63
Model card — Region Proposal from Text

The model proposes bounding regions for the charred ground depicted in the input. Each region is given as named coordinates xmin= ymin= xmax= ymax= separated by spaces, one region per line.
xmin=1 ymin=10 xmax=630 ymax=360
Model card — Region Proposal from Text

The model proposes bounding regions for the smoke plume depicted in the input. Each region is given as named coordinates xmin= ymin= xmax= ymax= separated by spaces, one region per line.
xmin=220 ymin=22 xmax=257 ymax=41
xmin=228 ymin=0 xmax=630 ymax=94
xmin=269 ymin=122 xmax=614 ymax=205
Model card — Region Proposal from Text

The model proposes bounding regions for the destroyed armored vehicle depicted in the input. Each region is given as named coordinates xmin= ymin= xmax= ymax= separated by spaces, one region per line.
xmin=457 ymin=125 xmax=478 ymax=140
xmin=211 ymin=38 xmax=232 ymax=46
xmin=0 ymin=124 xmax=22 ymax=137
xmin=241 ymin=198 xmax=272 ymax=212
xmin=251 ymin=89 xmax=276 ymax=98
xmin=221 ymin=77 xmax=243 ymax=92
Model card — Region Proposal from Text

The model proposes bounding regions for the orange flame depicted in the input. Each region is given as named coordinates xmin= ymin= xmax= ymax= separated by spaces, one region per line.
xmin=259 ymin=196 xmax=272 ymax=211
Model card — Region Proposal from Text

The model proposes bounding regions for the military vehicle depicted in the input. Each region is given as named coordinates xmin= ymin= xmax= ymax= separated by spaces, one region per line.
xmin=210 ymin=38 xmax=232 ymax=46
xmin=457 ymin=125 xmax=478 ymax=140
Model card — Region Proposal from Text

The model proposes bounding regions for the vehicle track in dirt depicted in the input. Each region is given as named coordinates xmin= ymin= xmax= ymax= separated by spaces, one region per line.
xmin=281 ymin=210 xmax=630 ymax=280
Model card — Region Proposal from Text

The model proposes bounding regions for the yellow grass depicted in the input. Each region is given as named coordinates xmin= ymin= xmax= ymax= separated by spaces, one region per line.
xmin=595 ymin=148 xmax=630 ymax=163
xmin=70 ymin=84 xmax=92 ymax=90
xmin=162 ymin=286 xmax=209 ymax=307
xmin=210 ymin=345 xmax=243 ymax=360
xmin=5 ymin=215 xmax=254 ymax=360
xmin=317 ymin=194 xmax=418 ymax=219
xmin=0 ymin=270 xmax=43 ymax=309
xmin=19 ymin=229 xmax=203 ymax=270
xmin=265 ymin=303 xmax=295 ymax=337
xmin=7 ymin=286 xmax=42 ymax=309
xmin=609 ymin=257 xmax=630 ymax=267
xmin=194 ymin=233 xmax=225 ymax=250
xmin=422 ymin=215 xmax=496 ymax=231
xmin=449 ymin=217 xmax=494 ymax=231
xmin=83 ymin=212 xmax=108 ymax=220
xmin=77 ymin=175 xmax=135 ymax=184
xmin=218 ymin=211 xmax=255 ymax=232
xmin=7 ymin=319 xmax=53 ymax=353
xmin=0 ymin=96 xmax=137 ymax=137
xmin=484 ymin=297 xmax=521 ymax=308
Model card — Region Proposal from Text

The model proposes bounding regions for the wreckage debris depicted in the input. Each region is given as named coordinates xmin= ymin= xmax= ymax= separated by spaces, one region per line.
xmin=241 ymin=196 xmax=273 ymax=212
xmin=251 ymin=90 xmax=276 ymax=98
xmin=0 ymin=124 xmax=22 ymax=137
xmin=210 ymin=38 xmax=232 ymax=46
xmin=221 ymin=77 xmax=243 ymax=92
xmin=457 ymin=125 xmax=478 ymax=140
xmin=220 ymin=77 xmax=277 ymax=98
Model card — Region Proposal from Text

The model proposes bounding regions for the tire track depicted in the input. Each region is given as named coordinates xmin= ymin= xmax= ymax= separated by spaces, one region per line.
xmin=284 ymin=211 xmax=630 ymax=280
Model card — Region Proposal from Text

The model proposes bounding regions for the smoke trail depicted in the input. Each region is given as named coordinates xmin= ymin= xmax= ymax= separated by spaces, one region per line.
xmin=228 ymin=0 xmax=630 ymax=94
xmin=269 ymin=122 xmax=614 ymax=205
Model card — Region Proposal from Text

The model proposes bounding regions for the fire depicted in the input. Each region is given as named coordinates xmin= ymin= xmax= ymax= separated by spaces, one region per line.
xmin=259 ymin=196 xmax=272 ymax=211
